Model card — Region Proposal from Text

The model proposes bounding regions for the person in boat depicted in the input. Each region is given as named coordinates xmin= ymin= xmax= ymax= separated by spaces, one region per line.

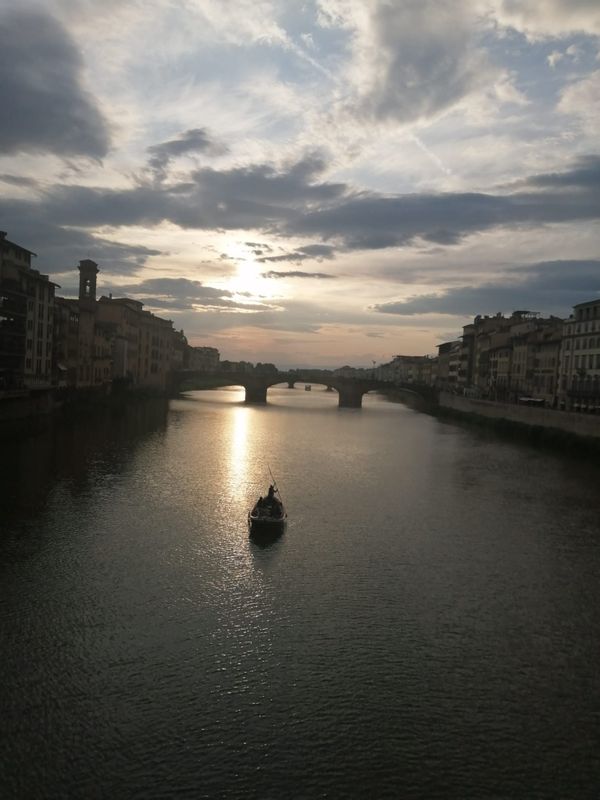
xmin=267 ymin=485 xmax=275 ymax=502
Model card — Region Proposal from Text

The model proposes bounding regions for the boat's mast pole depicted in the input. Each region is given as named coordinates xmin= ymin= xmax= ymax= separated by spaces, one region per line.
xmin=268 ymin=464 xmax=284 ymax=505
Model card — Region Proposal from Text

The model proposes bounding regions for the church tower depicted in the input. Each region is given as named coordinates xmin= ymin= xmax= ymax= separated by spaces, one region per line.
xmin=78 ymin=259 xmax=99 ymax=308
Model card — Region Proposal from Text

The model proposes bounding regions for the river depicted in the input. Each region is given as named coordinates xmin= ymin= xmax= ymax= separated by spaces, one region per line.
xmin=1 ymin=386 xmax=599 ymax=799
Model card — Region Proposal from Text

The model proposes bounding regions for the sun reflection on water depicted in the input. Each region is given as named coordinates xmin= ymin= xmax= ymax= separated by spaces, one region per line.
xmin=227 ymin=405 xmax=250 ymax=502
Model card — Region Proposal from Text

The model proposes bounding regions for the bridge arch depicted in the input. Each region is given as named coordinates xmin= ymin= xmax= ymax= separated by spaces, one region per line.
xmin=173 ymin=369 xmax=436 ymax=408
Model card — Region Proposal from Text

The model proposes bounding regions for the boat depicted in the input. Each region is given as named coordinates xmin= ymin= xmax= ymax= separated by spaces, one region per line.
xmin=305 ymin=384 xmax=311 ymax=391
xmin=248 ymin=475 xmax=287 ymax=536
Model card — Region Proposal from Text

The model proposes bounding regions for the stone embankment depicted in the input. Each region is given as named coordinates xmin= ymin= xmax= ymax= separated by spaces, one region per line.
xmin=438 ymin=391 xmax=600 ymax=448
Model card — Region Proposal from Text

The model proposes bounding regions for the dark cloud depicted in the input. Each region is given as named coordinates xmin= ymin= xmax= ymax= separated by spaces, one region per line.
xmin=287 ymin=155 xmax=600 ymax=248
xmin=245 ymin=241 xmax=273 ymax=250
xmin=262 ymin=270 xmax=337 ymax=279
xmin=147 ymin=128 xmax=228 ymax=179
xmin=7 ymin=153 xmax=345 ymax=236
xmin=113 ymin=277 xmax=275 ymax=312
xmin=185 ymin=153 xmax=345 ymax=226
xmin=0 ymin=9 xmax=109 ymax=158
xmin=521 ymin=154 xmax=600 ymax=189
xmin=258 ymin=243 xmax=336 ymax=264
xmin=3 ymin=154 xmax=599 ymax=278
xmin=372 ymin=260 xmax=600 ymax=317
xmin=297 ymin=244 xmax=336 ymax=258
xmin=0 ymin=199 xmax=159 ymax=276
xmin=0 ymin=174 xmax=39 ymax=188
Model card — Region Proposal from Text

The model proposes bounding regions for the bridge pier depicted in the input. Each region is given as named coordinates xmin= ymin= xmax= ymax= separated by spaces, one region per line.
xmin=337 ymin=385 xmax=366 ymax=408
xmin=244 ymin=383 xmax=268 ymax=404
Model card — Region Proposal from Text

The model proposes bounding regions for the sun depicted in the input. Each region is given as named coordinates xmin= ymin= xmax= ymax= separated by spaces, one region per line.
xmin=221 ymin=241 xmax=279 ymax=300
xmin=229 ymin=263 xmax=266 ymax=297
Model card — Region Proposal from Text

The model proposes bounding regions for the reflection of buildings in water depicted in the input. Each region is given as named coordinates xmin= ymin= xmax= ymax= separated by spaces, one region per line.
xmin=2 ymin=400 xmax=169 ymax=518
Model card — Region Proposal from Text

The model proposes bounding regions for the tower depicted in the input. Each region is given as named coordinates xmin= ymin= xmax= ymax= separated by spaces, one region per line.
xmin=78 ymin=259 xmax=98 ymax=307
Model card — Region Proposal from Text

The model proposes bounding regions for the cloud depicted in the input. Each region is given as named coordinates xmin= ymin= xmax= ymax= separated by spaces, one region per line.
xmin=490 ymin=0 xmax=600 ymax=37
xmin=372 ymin=259 xmax=600 ymax=317
xmin=297 ymin=244 xmax=336 ymax=258
xmin=317 ymin=0 xmax=491 ymax=125
xmin=521 ymin=153 xmax=600 ymax=188
xmin=0 ymin=174 xmax=39 ymax=188
xmin=547 ymin=50 xmax=564 ymax=68
xmin=262 ymin=270 xmax=337 ymax=279
xmin=4 ymin=150 xmax=599 ymax=279
xmin=112 ymin=277 xmax=276 ymax=312
xmin=147 ymin=128 xmax=228 ymax=179
xmin=2 ymin=152 xmax=347 ymax=240
xmin=0 ymin=199 xmax=160 ymax=276
xmin=258 ymin=243 xmax=336 ymax=263
xmin=558 ymin=71 xmax=600 ymax=133
xmin=288 ymin=155 xmax=600 ymax=248
xmin=0 ymin=9 xmax=109 ymax=158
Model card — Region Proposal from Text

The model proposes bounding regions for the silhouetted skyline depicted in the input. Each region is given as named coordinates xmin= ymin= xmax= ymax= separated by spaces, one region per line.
xmin=1 ymin=2 xmax=599 ymax=366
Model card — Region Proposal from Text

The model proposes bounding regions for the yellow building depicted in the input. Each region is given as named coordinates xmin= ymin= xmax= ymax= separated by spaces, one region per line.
xmin=96 ymin=296 xmax=177 ymax=392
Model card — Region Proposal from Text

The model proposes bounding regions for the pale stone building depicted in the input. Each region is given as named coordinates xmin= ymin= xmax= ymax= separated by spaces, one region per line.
xmin=189 ymin=345 xmax=219 ymax=371
xmin=558 ymin=298 xmax=600 ymax=411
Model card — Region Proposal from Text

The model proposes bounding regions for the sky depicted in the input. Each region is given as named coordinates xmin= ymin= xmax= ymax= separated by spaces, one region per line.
xmin=1 ymin=0 xmax=599 ymax=368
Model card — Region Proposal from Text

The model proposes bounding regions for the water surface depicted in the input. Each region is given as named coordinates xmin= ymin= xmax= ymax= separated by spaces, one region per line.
xmin=2 ymin=387 xmax=600 ymax=798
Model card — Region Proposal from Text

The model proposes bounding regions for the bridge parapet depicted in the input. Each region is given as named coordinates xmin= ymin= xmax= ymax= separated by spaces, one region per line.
xmin=173 ymin=368 xmax=436 ymax=408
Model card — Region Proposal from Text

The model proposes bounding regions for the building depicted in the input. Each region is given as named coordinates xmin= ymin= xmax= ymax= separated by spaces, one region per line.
xmin=172 ymin=330 xmax=189 ymax=371
xmin=436 ymin=341 xmax=461 ymax=391
xmin=96 ymin=296 xmax=177 ymax=391
xmin=456 ymin=311 xmax=562 ymax=400
xmin=52 ymin=260 xmax=180 ymax=393
xmin=0 ymin=232 xmax=57 ymax=390
xmin=530 ymin=323 xmax=563 ymax=405
xmin=378 ymin=354 xmax=433 ymax=385
xmin=53 ymin=260 xmax=112 ymax=391
xmin=188 ymin=345 xmax=219 ymax=372
xmin=558 ymin=298 xmax=600 ymax=411
xmin=53 ymin=296 xmax=80 ymax=387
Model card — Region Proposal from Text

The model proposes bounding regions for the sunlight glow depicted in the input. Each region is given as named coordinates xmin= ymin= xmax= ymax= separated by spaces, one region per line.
xmin=226 ymin=405 xmax=250 ymax=499
xmin=230 ymin=264 xmax=273 ymax=299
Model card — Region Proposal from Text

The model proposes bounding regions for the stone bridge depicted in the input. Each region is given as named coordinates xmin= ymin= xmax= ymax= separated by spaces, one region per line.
xmin=173 ymin=368 xmax=436 ymax=409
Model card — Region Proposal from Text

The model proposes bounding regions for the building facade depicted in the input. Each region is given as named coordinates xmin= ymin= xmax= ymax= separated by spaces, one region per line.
xmin=558 ymin=299 xmax=600 ymax=411
xmin=0 ymin=232 xmax=56 ymax=390
xmin=188 ymin=345 xmax=219 ymax=372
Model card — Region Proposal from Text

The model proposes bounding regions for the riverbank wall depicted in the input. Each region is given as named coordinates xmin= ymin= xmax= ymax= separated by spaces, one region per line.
xmin=437 ymin=391 xmax=600 ymax=450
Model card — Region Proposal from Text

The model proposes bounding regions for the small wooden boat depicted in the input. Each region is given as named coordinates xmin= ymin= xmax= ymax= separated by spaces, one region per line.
xmin=248 ymin=476 xmax=287 ymax=535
